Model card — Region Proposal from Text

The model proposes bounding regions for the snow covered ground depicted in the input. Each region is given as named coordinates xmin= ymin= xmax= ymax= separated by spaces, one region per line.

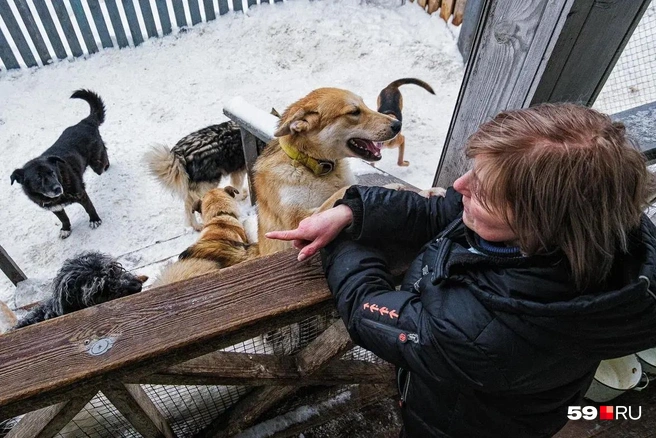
xmin=0 ymin=0 xmax=465 ymax=305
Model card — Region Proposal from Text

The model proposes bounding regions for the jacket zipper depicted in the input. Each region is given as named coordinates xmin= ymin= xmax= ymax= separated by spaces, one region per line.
xmin=397 ymin=367 xmax=412 ymax=408
xmin=360 ymin=319 xmax=419 ymax=344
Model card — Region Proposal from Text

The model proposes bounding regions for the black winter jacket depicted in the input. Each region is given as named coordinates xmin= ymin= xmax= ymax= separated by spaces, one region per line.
xmin=321 ymin=186 xmax=656 ymax=438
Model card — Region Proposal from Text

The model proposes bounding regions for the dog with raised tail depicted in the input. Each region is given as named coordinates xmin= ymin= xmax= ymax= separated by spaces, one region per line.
xmin=145 ymin=122 xmax=268 ymax=231
xmin=377 ymin=78 xmax=435 ymax=167
xmin=151 ymin=186 xmax=258 ymax=288
xmin=11 ymin=90 xmax=109 ymax=239
xmin=12 ymin=252 xmax=147 ymax=329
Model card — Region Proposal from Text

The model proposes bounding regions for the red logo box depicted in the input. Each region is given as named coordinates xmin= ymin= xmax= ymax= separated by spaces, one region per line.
xmin=600 ymin=406 xmax=614 ymax=420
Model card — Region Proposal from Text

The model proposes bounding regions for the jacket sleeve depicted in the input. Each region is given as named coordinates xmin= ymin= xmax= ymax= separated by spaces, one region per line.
xmin=335 ymin=185 xmax=463 ymax=251
xmin=321 ymin=237 xmax=509 ymax=391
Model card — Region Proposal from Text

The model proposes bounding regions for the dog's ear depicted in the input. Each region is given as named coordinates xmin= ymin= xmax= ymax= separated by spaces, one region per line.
xmin=46 ymin=156 xmax=66 ymax=166
xmin=274 ymin=109 xmax=318 ymax=137
xmin=10 ymin=169 xmax=24 ymax=185
xmin=270 ymin=107 xmax=281 ymax=118
xmin=192 ymin=199 xmax=202 ymax=214
xmin=223 ymin=186 xmax=239 ymax=198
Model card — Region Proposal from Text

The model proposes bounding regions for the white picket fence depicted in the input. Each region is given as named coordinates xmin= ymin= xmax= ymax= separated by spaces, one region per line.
xmin=0 ymin=0 xmax=283 ymax=70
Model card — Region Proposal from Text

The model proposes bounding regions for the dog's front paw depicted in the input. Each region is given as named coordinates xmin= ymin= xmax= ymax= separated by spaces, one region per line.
xmin=89 ymin=220 xmax=102 ymax=229
xmin=398 ymin=160 xmax=410 ymax=167
xmin=59 ymin=229 xmax=72 ymax=239
xmin=418 ymin=187 xmax=447 ymax=198
xmin=383 ymin=183 xmax=407 ymax=191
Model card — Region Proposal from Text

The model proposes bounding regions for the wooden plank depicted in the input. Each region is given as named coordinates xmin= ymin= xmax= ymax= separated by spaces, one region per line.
xmin=87 ymin=0 xmax=114 ymax=48
xmin=453 ymin=0 xmax=466 ymax=25
xmin=427 ymin=0 xmax=441 ymax=15
xmin=440 ymin=0 xmax=454 ymax=21
xmin=154 ymin=0 xmax=172 ymax=35
xmin=69 ymin=0 xmax=99 ymax=54
xmin=0 ymin=0 xmax=38 ymax=67
xmin=104 ymin=0 xmax=130 ymax=48
xmin=240 ymin=129 xmax=259 ymax=206
xmin=138 ymin=0 xmax=158 ymax=38
xmin=218 ymin=0 xmax=229 ymax=16
xmin=0 ymin=250 xmax=377 ymax=420
xmin=50 ymin=0 xmax=83 ymax=56
xmin=188 ymin=0 xmax=202 ymax=24
xmin=31 ymin=0 xmax=67 ymax=59
xmin=5 ymin=390 xmax=96 ymax=438
xmin=196 ymin=386 xmax=298 ymax=437
xmin=295 ymin=320 xmax=352 ymax=376
xmin=0 ymin=245 xmax=27 ymax=286
xmin=102 ymin=382 xmax=176 ymax=438
xmin=247 ymin=0 xmax=257 ymax=8
xmin=0 ymin=25 xmax=20 ymax=69
xmin=121 ymin=0 xmax=144 ymax=46
xmin=417 ymin=0 xmax=427 ymax=10
xmin=202 ymin=0 xmax=216 ymax=21
xmin=138 ymin=352 xmax=393 ymax=386
xmin=531 ymin=0 xmax=651 ymax=107
xmin=233 ymin=0 xmax=243 ymax=12
xmin=170 ymin=0 xmax=187 ymax=28
xmin=258 ymin=384 xmax=397 ymax=438
xmin=434 ymin=0 xmax=573 ymax=188
xmin=13 ymin=0 xmax=52 ymax=65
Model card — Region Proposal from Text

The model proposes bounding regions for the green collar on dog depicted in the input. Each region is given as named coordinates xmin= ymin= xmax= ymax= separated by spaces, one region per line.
xmin=278 ymin=138 xmax=335 ymax=177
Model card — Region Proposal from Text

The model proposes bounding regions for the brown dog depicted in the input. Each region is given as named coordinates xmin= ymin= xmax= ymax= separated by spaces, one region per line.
xmin=377 ymin=78 xmax=435 ymax=167
xmin=151 ymin=186 xmax=257 ymax=287
xmin=253 ymin=88 xmax=402 ymax=256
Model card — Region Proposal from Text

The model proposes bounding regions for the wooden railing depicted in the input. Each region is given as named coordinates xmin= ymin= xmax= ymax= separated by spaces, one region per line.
xmin=0 ymin=248 xmax=406 ymax=436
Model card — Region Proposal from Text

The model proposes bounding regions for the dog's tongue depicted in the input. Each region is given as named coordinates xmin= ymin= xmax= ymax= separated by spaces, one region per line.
xmin=352 ymin=139 xmax=382 ymax=158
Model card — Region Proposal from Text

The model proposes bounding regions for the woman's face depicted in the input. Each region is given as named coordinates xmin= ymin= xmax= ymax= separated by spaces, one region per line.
xmin=453 ymin=158 xmax=518 ymax=244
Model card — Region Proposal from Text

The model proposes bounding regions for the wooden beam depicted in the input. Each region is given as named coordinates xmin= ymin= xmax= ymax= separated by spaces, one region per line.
xmin=5 ymin=390 xmax=96 ymax=438
xmin=102 ymin=382 xmax=176 ymax=438
xmin=531 ymin=0 xmax=651 ymax=106
xmin=246 ymin=384 xmax=397 ymax=438
xmin=0 ymin=250 xmax=330 ymax=420
xmin=434 ymin=0 xmax=575 ymax=187
xmin=440 ymin=0 xmax=454 ymax=21
xmin=0 ymin=245 xmax=27 ymax=286
xmin=196 ymin=386 xmax=298 ymax=438
xmin=197 ymin=321 xmax=358 ymax=436
xmin=135 ymin=350 xmax=392 ymax=386
xmin=295 ymin=320 xmax=352 ymax=376
xmin=0 ymin=248 xmax=412 ymax=421
xmin=238 ymin=128 xmax=260 ymax=205
xmin=453 ymin=0 xmax=467 ymax=26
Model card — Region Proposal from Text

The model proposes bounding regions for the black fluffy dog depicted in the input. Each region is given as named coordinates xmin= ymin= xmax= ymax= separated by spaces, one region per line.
xmin=11 ymin=89 xmax=109 ymax=239
xmin=13 ymin=252 xmax=147 ymax=329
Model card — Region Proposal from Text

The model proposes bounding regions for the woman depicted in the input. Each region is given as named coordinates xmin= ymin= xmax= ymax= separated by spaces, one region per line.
xmin=266 ymin=103 xmax=656 ymax=437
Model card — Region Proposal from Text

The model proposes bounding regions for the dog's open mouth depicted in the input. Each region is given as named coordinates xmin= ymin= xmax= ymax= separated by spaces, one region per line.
xmin=347 ymin=139 xmax=383 ymax=161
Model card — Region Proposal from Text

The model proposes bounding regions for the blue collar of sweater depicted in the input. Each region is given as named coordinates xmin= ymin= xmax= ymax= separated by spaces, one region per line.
xmin=475 ymin=233 xmax=522 ymax=256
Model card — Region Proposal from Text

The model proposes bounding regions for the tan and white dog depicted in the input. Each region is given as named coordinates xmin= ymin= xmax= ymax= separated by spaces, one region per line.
xmin=151 ymin=186 xmax=257 ymax=287
xmin=253 ymin=88 xmax=402 ymax=256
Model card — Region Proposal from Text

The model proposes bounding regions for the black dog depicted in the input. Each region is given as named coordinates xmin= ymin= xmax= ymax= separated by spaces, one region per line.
xmin=13 ymin=252 xmax=147 ymax=329
xmin=11 ymin=89 xmax=109 ymax=239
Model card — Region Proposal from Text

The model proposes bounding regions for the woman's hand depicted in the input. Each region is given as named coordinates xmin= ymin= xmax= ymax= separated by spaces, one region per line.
xmin=265 ymin=204 xmax=353 ymax=261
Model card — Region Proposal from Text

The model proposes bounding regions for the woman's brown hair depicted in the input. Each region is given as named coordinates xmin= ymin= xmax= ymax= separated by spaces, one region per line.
xmin=466 ymin=103 xmax=652 ymax=291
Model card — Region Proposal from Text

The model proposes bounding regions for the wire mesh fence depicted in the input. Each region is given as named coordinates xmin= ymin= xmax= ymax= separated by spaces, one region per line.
xmin=594 ymin=2 xmax=656 ymax=115
xmin=1 ymin=309 xmax=383 ymax=437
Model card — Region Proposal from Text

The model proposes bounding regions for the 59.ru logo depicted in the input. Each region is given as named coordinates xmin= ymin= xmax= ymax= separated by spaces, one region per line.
xmin=568 ymin=406 xmax=642 ymax=420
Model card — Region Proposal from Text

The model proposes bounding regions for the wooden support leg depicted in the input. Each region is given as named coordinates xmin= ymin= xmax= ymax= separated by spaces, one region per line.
xmin=102 ymin=381 xmax=176 ymax=438
xmin=239 ymin=129 xmax=259 ymax=206
xmin=0 ymin=245 xmax=26 ymax=286
xmin=5 ymin=390 xmax=96 ymax=438
xmin=195 ymin=320 xmax=354 ymax=437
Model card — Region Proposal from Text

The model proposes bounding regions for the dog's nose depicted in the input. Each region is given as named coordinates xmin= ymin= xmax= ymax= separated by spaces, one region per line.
xmin=127 ymin=279 xmax=144 ymax=293
xmin=391 ymin=120 xmax=402 ymax=134
xmin=52 ymin=186 xmax=63 ymax=196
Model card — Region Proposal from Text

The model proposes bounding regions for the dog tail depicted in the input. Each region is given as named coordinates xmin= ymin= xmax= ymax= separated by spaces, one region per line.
xmin=71 ymin=89 xmax=106 ymax=125
xmin=144 ymin=143 xmax=189 ymax=197
xmin=386 ymin=78 xmax=435 ymax=95
xmin=179 ymin=240 xmax=257 ymax=267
